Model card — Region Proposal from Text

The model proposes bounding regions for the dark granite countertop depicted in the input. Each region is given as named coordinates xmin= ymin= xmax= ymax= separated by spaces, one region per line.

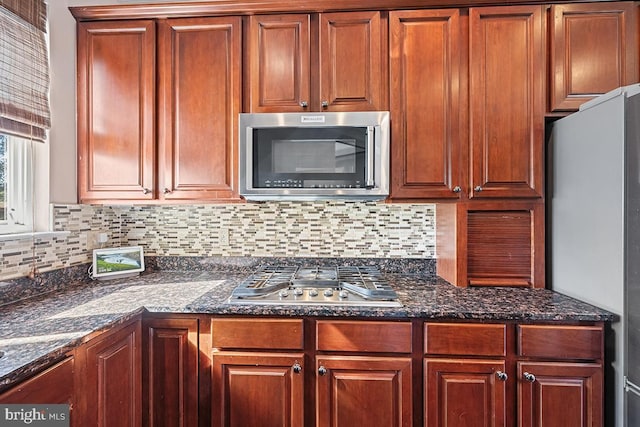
xmin=0 ymin=269 xmax=617 ymax=392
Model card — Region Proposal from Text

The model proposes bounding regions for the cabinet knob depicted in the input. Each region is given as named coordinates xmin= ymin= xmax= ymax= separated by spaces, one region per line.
xmin=452 ymin=186 xmax=461 ymax=193
xmin=496 ymin=371 xmax=508 ymax=381
xmin=293 ymin=363 xmax=302 ymax=374
xmin=474 ymin=186 xmax=483 ymax=192
xmin=163 ymin=188 xmax=171 ymax=194
xmin=523 ymin=372 xmax=536 ymax=383
xmin=142 ymin=188 xmax=151 ymax=195
xmin=321 ymin=100 xmax=329 ymax=108
xmin=318 ymin=366 xmax=327 ymax=376
xmin=299 ymin=101 xmax=308 ymax=108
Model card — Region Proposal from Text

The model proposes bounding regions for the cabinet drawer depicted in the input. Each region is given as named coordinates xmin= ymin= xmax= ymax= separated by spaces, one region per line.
xmin=424 ymin=323 xmax=506 ymax=356
xmin=211 ymin=318 xmax=304 ymax=350
xmin=517 ymin=325 xmax=603 ymax=360
xmin=316 ymin=320 xmax=412 ymax=353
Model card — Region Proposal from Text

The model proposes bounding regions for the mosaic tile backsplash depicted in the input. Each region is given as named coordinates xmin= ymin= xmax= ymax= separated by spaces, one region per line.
xmin=0 ymin=202 xmax=436 ymax=281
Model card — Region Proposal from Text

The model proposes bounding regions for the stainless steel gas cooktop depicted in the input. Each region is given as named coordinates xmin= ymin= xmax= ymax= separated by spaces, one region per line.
xmin=227 ymin=266 xmax=402 ymax=307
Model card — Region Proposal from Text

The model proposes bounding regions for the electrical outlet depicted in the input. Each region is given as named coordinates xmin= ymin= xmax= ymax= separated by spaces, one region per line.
xmin=85 ymin=231 xmax=99 ymax=250
xmin=86 ymin=230 xmax=108 ymax=249
xmin=219 ymin=227 xmax=230 ymax=246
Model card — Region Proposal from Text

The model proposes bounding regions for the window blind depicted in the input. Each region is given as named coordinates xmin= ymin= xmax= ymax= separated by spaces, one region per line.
xmin=0 ymin=0 xmax=49 ymax=142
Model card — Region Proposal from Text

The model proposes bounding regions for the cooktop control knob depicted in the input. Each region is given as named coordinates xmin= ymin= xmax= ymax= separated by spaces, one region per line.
xmin=323 ymin=289 xmax=334 ymax=297
xmin=278 ymin=289 xmax=289 ymax=298
xmin=308 ymin=289 xmax=319 ymax=297
xmin=293 ymin=288 xmax=304 ymax=296
xmin=338 ymin=290 xmax=349 ymax=299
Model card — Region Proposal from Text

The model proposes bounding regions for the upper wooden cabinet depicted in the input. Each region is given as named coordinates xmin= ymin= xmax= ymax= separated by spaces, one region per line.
xmin=77 ymin=17 xmax=242 ymax=203
xmin=469 ymin=5 xmax=545 ymax=199
xmin=245 ymin=11 xmax=387 ymax=112
xmin=389 ymin=9 xmax=463 ymax=200
xmin=77 ymin=20 xmax=156 ymax=202
xmin=550 ymin=2 xmax=638 ymax=112
xmin=157 ymin=17 xmax=241 ymax=201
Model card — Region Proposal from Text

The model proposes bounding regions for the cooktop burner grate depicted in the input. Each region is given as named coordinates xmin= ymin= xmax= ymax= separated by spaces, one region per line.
xmin=228 ymin=265 xmax=401 ymax=306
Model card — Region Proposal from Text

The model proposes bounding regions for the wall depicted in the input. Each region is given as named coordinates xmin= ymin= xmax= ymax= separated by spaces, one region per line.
xmin=0 ymin=202 xmax=435 ymax=281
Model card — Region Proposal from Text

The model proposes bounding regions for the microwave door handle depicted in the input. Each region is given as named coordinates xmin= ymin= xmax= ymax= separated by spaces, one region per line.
xmin=366 ymin=126 xmax=375 ymax=188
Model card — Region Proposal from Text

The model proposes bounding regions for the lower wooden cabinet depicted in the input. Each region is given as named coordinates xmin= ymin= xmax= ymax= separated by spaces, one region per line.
xmin=211 ymin=352 xmax=305 ymax=427
xmin=142 ymin=316 xmax=199 ymax=427
xmin=75 ymin=318 xmax=142 ymax=427
xmin=518 ymin=361 xmax=603 ymax=427
xmin=424 ymin=322 xmax=604 ymax=427
xmin=316 ymin=355 xmax=413 ymax=427
xmin=424 ymin=359 xmax=507 ymax=427
xmin=210 ymin=317 xmax=305 ymax=427
xmin=0 ymin=357 xmax=74 ymax=404
xmin=0 ymin=315 xmax=607 ymax=427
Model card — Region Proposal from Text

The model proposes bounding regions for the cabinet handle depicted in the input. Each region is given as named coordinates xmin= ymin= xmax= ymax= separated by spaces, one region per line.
xmin=496 ymin=371 xmax=508 ymax=381
xmin=452 ymin=186 xmax=461 ymax=193
xmin=299 ymin=101 xmax=308 ymax=108
xmin=142 ymin=188 xmax=151 ymax=195
xmin=321 ymin=100 xmax=329 ymax=108
xmin=474 ymin=186 xmax=483 ymax=192
xmin=293 ymin=363 xmax=302 ymax=374
xmin=163 ymin=188 xmax=171 ymax=194
xmin=523 ymin=372 xmax=536 ymax=383
xmin=318 ymin=366 xmax=327 ymax=376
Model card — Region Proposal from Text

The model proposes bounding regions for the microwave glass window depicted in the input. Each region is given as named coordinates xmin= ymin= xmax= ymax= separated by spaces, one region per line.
xmin=252 ymin=127 xmax=367 ymax=188
xmin=272 ymin=139 xmax=356 ymax=174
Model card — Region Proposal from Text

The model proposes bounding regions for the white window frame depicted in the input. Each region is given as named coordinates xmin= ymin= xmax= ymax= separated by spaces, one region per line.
xmin=0 ymin=134 xmax=34 ymax=234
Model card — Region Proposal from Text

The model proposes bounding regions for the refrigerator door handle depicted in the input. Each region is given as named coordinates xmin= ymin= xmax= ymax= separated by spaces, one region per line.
xmin=625 ymin=376 xmax=640 ymax=397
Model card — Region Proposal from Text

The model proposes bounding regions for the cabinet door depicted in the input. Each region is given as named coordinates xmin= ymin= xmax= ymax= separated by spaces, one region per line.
xmin=76 ymin=320 xmax=142 ymax=427
xmin=211 ymin=352 xmax=304 ymax=427
xmin=319 ymin=11 xmax=385 ymax=111
xmin=469 ymin=6 xmax=545 ymax=199
xmin=157 ymin=17 xmax=241 ymax=201
xmin=246 ymin=14 xmax=310 ymax=112
xmin=550 ymin=2 xmax=638 ymax=112
xmin=0 ymin=357 xmax=74 ymax=404
xmin=77 ymin=20 xmax=156 ymax=202
xmin=389 ymin=9 xmax=462 ymax=199
xmin=316 ymin=355 xmax=412 ymax=427
xmin=424 ymin=358 xmax=507 ymax=427
xmin=142 ymin=317 xmax=199 ymax=427
xmin=518 ymin=361 xmax=603 ymax=427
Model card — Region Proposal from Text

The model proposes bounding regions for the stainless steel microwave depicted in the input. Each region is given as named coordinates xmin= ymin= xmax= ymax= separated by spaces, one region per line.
xmin=239 ymin=111 xmax=390 ymax=201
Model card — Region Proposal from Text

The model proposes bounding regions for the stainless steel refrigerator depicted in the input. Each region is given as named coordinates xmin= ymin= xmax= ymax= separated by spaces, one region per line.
xmin=550 ymin=84 xmax=640 ymax=427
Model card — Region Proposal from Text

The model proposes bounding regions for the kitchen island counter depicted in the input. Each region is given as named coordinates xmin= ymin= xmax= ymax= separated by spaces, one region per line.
xmin=0 ymin=269 xmax=616 ymax=391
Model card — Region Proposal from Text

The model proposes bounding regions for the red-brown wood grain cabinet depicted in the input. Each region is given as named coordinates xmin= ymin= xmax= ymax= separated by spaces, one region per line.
xmin=74 ymin=319 xmax=142 ymax=427
xmin=77 ymin=20 xmax=156 ymax=202
xmin=245 ymin=11 xmax=387 ymax=112
xmin=424 ymin=323 xmax=509 ymax=426
xmin=315 ymin=320 xmax=413 ymax=427
xmin=142 ymin=316 xmax=199 ymax=427
xmin=156 ymin=17 xmax=242 ymax=201
xmin=210 ymin=318 xmax=305 ymax=427
xmin=0 ymin=357 xmax=75 ymax=425
xmin=517 ymin=324 xmax=604 ymax=427
xmin=469 ymin=5 xmax=545 ymax=200
xmin=389 ymin=9 xmax=464 ymax=200
xmin=549 ymin=2 xmax=638 ymax=112
xmin=424 ymin=322 xmax=605 ymax=427
xmin=77 ymin=17 xmax=242 ymax=203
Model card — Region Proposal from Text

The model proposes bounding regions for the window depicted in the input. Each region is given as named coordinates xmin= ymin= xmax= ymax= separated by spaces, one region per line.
xmin=0 ymin=133 xmax=33 ymax=234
